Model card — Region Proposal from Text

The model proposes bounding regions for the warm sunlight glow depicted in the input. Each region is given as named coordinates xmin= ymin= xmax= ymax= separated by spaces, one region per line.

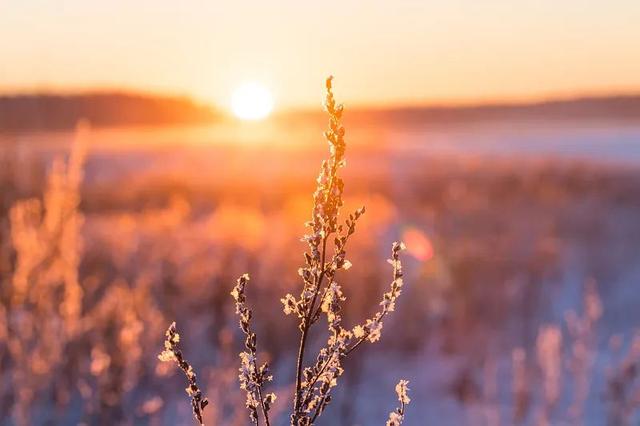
xmin=231 ymin=83 xmax=274 ymax=120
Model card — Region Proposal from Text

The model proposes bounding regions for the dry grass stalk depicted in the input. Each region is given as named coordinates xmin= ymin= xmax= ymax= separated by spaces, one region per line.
xmin=159 ymin=322 xmax=209 ymax=425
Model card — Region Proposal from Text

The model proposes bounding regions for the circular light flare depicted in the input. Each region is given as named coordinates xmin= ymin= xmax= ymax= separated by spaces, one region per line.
xmin=402 ymin=226 xmax=435 ymax=261
xmin=231 ymin=82 xmax=274 ymax=120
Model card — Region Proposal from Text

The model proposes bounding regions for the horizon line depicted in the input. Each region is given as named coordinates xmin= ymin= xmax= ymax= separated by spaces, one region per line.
xmin=2 ymin=86 xmax=640 ymax=113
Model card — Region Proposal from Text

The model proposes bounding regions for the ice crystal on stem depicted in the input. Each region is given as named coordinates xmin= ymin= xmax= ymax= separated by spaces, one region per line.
xmin=231 ymin=274 xmax=275 ymax=425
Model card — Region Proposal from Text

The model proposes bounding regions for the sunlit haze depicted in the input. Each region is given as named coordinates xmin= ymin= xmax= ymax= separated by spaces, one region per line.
xmin=1 ymin=1 xmax=639 ymax=109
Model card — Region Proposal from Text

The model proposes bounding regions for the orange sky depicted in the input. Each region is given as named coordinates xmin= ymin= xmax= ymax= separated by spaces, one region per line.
xmin=1 ymin=1 xmax=639 ymax=110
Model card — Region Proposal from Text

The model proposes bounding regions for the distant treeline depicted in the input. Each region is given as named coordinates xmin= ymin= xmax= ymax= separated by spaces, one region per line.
xmin=2 ymin=92 xmax=640 ymax=132
xmin=283 ymin=95 xmax=640 ymax=127
xmin=0 ymin=93 xmax=219 ymax=131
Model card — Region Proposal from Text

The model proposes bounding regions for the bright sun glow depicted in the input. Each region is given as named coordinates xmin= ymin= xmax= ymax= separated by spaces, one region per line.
xmin=231 ymin=82 xmax=274 ymax=120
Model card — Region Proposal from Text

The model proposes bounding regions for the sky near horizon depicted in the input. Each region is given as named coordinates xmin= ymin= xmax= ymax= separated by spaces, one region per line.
xmin=1 ymin=0 xmax=639 ymax=110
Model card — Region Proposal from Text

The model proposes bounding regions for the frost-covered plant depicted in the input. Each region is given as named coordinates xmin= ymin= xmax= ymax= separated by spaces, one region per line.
xmin=386 ymin=380 xmax=411 ymax=426
xmin=159 ymin=322 xmax=209 ymax=425
xmin=160 ymin=77 xmax=410 ymax=425
xmin=231 ymin=274 xmax=277 ymax=425
xmin=281 ymin=76 xmax=408 ymax=425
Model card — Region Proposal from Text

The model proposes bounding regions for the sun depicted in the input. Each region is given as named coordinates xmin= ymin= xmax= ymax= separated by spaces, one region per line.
xmin=231 ymin=82 xmax=274 ymax=120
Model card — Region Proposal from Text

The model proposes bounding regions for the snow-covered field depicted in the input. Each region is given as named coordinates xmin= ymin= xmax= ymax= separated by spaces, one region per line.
xmin=1 ymin=118 xmax=639 ymax=425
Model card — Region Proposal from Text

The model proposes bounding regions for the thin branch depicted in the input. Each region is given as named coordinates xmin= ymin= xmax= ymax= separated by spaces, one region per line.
xmin=158 ymin=322 xmax=209 ymax=425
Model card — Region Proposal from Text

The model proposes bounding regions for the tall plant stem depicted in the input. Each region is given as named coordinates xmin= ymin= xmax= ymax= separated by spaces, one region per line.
xmin=293 ymin=234 xmax=329 ymax=419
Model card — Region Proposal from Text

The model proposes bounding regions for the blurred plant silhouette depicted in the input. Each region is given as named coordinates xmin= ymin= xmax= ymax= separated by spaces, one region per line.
xmin=4 ymin=123 xmax=87 ymax=424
